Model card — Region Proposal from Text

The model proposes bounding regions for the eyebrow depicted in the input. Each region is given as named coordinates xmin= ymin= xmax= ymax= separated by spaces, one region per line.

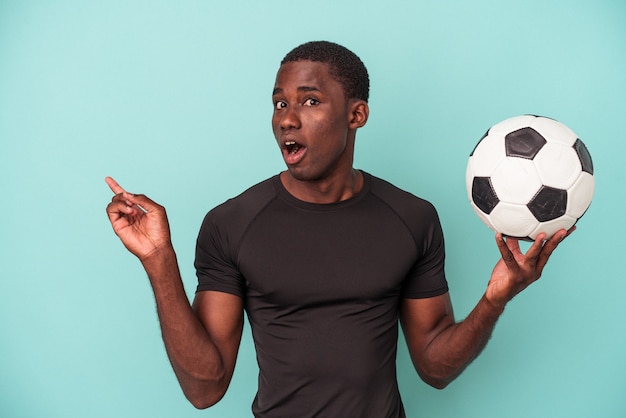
xmin=272 ymin=86 xmax=321 ymax=96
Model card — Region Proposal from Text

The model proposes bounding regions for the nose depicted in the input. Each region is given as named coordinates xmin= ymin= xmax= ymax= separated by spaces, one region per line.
xmin=279 ymin=106 xmax=301 ymax=130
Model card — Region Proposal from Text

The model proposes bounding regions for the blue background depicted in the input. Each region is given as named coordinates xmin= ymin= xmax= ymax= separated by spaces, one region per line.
xmin=1 ymin=1 xmax=625 ymax=417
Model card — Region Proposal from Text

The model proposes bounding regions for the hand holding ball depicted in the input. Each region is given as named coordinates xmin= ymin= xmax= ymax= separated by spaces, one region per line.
xmin=466 ymin=115 xmax=594 ymax=240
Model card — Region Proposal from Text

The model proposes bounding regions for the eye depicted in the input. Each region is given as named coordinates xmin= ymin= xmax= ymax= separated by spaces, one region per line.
xmin=274 ymin=100 xmax=287 ymax=110
xmin=304 ymin=98 xmax=320 ymax=106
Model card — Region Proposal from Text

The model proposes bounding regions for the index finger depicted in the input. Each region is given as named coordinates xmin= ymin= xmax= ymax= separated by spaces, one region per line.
xmin=105 ymin=176 xmax=126 ymax=195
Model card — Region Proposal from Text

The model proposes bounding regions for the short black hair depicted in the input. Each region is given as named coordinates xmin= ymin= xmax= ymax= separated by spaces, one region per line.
xmin=281 ymin=41 xmax=370 ymax=102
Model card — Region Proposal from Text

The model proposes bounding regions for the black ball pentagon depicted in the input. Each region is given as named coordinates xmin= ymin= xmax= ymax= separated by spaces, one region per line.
xmin=472 ymin=177 xmax=499 ymax=214
xmin=574 ymin=138 xmax=594 ymax=174
xmin=505 ymin=127 xmax=547 ymax=159
xmin=527 ymin=186 xmax=567 ymax=222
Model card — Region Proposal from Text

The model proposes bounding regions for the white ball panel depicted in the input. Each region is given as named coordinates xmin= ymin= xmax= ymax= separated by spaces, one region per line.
xmin=528 ymin=215 xmax=577 ymax=240
xmin=533 ymin=142 xmax=582 ymax=189
xmin=530 ymin=117 xmax=578 ymax=146
xmin=490 ymin=203 xmax=539 ymax=237
xmin=490 ymin=158 xmax=542 ymax=204
xmin=567 ymin=172 xmax=595 ymax=218
xmin=470 ymin=134 xmax=506 ymax=176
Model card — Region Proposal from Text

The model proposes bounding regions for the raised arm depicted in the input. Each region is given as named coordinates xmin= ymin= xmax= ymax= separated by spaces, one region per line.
xmin=401 ymin=228 xmax=572 ymax=389
xmin=105 ymin=177 xmax=243 ymax=408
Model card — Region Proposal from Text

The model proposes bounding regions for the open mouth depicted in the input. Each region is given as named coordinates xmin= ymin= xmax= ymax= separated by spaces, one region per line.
xmin=282 ymin=140 xmax=306 ymax=165
xmin=285 ymin=140 xmax=302 ymax=154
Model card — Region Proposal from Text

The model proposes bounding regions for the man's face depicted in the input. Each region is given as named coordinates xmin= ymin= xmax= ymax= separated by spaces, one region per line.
xmin=272 ymin=60 xmax=355 ymax=182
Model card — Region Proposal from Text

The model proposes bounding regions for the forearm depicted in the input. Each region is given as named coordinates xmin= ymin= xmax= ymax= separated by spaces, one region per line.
xmin=419 ymin=295 xmax=504 ymax=388
xmin=140 ymin=244 xmax=230 ymax=408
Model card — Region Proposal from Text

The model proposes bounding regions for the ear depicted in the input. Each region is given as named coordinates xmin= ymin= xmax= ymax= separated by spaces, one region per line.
xmin=348 ymin=100 xmax=369 ymax=130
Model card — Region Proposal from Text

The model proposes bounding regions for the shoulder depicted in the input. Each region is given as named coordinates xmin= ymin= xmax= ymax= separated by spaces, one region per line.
xmin=198 ymin=176 xmax=278 ymax=241
xmin=211 ymin=176 xmax=277 ymax=219
xmin=366 ymin=172 xmax=439 ymax=220
xmin=364 ymin=172 xmax=444 ymax=254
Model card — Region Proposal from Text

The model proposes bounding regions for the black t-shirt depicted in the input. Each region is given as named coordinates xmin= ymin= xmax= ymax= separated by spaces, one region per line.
xmin=195 ymin=172 xmax=448 ymax=417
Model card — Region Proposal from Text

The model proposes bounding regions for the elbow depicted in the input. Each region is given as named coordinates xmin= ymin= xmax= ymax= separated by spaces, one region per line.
xmin=188 ymin=394 xmax=222 ymax=410
xmin=423 ymin=376 xmax=452 ymax=390
xmin=186 ymin=385 xmax=227 ymax=410
xmin=189 ymin=398 xmax=212 ymax=410
xmin=180 ymin=369 xmax=230 ymax=410
xmin=417 ymin=366 xmax=458 ymax=390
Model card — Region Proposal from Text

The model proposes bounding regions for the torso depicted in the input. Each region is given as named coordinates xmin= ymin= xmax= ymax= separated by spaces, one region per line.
xmin=195 ymin=171 xmax=448 ymax=417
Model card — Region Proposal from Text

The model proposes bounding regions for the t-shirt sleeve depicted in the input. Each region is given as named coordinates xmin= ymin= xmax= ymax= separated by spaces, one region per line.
xmin=194 ymin=210 xmax=246 ymax=297
xmin=401 ymin=202 xmax=449 ymax=299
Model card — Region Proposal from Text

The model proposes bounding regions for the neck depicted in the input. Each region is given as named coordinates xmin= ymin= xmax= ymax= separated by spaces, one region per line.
xmin=280 ymin=169 xmax=363 ymax=204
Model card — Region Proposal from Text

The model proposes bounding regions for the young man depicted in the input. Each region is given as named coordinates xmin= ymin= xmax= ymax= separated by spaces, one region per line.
xmin=105 ymin=41 xmax=571 ymax=417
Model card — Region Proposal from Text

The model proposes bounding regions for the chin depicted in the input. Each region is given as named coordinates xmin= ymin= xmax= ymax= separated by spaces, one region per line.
xmin=286 ymin=166 xmax=324 ymax=183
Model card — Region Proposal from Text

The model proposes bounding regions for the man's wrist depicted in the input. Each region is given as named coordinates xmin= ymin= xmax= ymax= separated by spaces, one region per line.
xmin=481 ymin=294 xmax=506 ymax=317
xmin=140 ymin=241 xmax=176 ymax=270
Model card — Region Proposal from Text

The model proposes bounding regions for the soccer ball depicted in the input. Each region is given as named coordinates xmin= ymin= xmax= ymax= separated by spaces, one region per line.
xmin=466 ymin=115 xmax=594 ymax=241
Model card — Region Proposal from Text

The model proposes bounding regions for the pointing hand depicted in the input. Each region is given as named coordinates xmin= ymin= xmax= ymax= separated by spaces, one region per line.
xmin=105 ymin=177 xmax=172 ymax=260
